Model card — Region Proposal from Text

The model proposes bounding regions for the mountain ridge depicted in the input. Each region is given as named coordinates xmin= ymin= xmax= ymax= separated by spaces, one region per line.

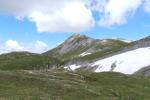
xmin=44 ymin=34 xmax=150 ymax=76
xmin=44 ymin=34 xmax=129 ymax=61
xmin=0 ymin=34 xmax=150 ymax=76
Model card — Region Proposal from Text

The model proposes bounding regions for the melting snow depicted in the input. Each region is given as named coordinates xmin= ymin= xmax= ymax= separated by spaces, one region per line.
xmin=79 ymin=52 xmax=91 ymax=57
xmin=92 ymin=47 xmax=150 ymax=74
xmin=65 ymin=64 xmax=81 ymax=71
xmin=118 ymin=39 xmax=132 ymax=43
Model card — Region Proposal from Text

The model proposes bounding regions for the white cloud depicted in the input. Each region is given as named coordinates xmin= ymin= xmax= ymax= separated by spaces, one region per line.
xmin=0 ymin=40 xmax=49 ymax=54
xmin=34 ymin=40 xmax=49 ymax=53
xmin=5 ymin=40 xmax=24 ymax=51
xmin=98 ymin=0 xmax=142 ymax=27
xmin=0 ymin=0 xmax=149 ymax=29
xmin=84 ymin=0 xmax=107 ymax=13
xmin=0 ymin=0 xmax=94 ymax=33
xmin=85 ymin=0 xmax=145 ymax=27
xmin=144 ymin=0 xmax=150 ymax=13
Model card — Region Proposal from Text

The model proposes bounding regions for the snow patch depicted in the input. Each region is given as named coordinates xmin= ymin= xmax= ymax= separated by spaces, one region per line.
xmin=119 ymin=39 xmax=132 ymax=43
xmin=92 ymin=47 xmax=150 ymax=74
xmin=113 ymin=38 xmax=132 ymax=43
xmin=65 ymin=64 xmax=81 ymax=71
xmin=101 ymin=39 xmax=108 ymax=42
xmin=79 ymin=52 xmax=91 ymax=57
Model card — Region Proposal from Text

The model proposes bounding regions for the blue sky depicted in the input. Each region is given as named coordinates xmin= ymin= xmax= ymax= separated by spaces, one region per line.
xmin=0 ymin=0 xmax=150 ymax=53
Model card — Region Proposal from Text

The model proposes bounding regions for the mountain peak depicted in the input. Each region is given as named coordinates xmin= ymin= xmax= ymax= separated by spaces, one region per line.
xmin=44 ymin=34 xmax=95 ymax=56
xmin=68 ymin=33 xmax=91 ymax=41
xmin=70 ymin=33 xmax=82 ymax=37
xmin=62 ymin=34 xmax=94 ymax=47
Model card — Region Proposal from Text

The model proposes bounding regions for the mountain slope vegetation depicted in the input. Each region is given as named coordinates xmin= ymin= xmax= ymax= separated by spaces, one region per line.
xmin=0 ymin=52 xmax=61 ymax=70
xmin=0 ymin=70 xmax=150 ymax=100
xmin=0 ymin=34 xmax=150 ymax=99
xmin=44 ymin=34 xmax=129 ymax=64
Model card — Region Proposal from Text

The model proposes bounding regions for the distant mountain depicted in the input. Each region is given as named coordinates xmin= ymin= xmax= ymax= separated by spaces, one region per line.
xmin=1 ymin=34 xmax=150 ymax=76
xmin=64 ymin=35 xmax=150 ymax=75
xmin=0 ymin=34 xmax=129 ymax=71
xmin=44 ymin=34 xmax=128 ymax=62
xmin=44 ymin=34 xmax=96 ymax=59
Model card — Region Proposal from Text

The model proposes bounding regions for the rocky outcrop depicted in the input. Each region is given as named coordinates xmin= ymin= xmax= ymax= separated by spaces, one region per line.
xmin=134 ymin=66 xmax=150 ymax=76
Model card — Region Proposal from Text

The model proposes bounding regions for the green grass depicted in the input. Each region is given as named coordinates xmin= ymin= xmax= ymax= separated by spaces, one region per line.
xmin=0 ymin=52 xmax=61 ymax=70
xmin=0 ymin=39 xmax=148 ymax=100
xmin=79 ymin=45 xmax=125 ymax=61
xmin=0 ymin=70 xmax=150 ymax=100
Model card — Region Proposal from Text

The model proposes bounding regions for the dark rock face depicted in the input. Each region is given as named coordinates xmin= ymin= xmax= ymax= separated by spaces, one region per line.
xmin=135 ymin=36 xmax=150 ymax=47
xmin=111 ymin=61 xmax=117 ymax=71
xmin=57 ymin=34 xmax=95 ymax=54
xmin=134 ymin=66 xmax=150 ymax=76
xmin=44 ymin=34 xmax=96 ymax=56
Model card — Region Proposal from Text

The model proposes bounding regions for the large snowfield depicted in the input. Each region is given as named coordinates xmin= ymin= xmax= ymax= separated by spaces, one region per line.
xmin=92 ymin=47 xmax=150 ymax=74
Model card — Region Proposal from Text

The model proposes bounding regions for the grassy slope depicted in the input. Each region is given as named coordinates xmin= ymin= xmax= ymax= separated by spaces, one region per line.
xmin=0 ymin=70 xmax=150 ymax=100
xmin=79 ymin=39 xmax=129 ymax=61
xmin=62 ymin=40 xmax=129 ymax=64
xmin=44 ymin=44 xmax=92 ymax=61
xmin=0 ymin=40 xmax=129 ymax=71
xmin=0 ymin=52 xmax=61 ymax=70
xmin=49 ymin=40 xmax=129 ymax=66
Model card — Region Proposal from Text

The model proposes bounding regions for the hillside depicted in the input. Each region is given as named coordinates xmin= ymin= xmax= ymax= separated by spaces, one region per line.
xmin=0 ymin=34 xmax=150 ymax=99
xmin=62 ymin=35 xmax=150 ymax=75
xmin=0 ymin=0 xmax=150 ymax=100
xmin=1 ymin=34 xmax=150 ymax=76
xmin=1 ymin=34 xmax=150 ymax=75
xmin=0 ymin=34 xmax=129 ymax=71
xmin=44 ymin=34 xmax=129 ymax=64
xmin=0 ymin=52 xmax=61 ymax=70
xmin=0 ymin=70 xmax=150 ymax=100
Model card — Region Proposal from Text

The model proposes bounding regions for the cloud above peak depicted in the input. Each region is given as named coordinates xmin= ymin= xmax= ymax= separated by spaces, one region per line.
xmin=28 ymin=1 xmax=94 ymax=32
xmin=0 ymin=0 xmax=149 ymax=32
xmin=0 ymin=0 xmax=94 ymax=33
